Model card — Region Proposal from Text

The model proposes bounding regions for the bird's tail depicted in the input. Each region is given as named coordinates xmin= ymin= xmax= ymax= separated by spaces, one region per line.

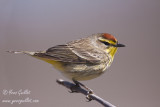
xmin=7 ymin=50 xmax=49 ymax=59
xmin=7 ymin=50 xmax=58 ymax=65
xmin=7 ymin=51 xmax=37 ymax=56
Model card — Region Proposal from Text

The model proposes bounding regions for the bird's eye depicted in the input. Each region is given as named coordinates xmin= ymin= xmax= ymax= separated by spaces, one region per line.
xmin=101 ymin=41 xmax=110 ymax=46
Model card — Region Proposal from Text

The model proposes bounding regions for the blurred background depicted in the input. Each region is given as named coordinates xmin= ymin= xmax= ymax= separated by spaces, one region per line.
xmin=0 ymin=0 xmax=160 ymax=107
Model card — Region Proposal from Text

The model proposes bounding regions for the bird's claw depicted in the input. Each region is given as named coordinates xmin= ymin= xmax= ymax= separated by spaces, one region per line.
xmin=68 ymin=89 xmax=78 ymax=93
xmin=86 ymin=90 xmax=93 ymax=102
xmin=68 ymin=84 xmax=79 ymax=93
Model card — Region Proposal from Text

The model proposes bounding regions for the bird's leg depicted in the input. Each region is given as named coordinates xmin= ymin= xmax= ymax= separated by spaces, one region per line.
xmin=68 ymin=80 xmax=80 ymax=93
xmin=72 ymin=79 xmax=93 ymax=101
xmin=72 ymin=80 xmax=93 ymax=93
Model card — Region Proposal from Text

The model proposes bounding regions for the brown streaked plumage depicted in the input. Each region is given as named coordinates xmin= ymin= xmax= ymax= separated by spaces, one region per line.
xmin=8 ymin=33 xmax=125 ymax=81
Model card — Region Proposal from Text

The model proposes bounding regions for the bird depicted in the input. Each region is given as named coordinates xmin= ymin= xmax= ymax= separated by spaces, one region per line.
xmin=8 ymin=33 xmax=125 ymax=94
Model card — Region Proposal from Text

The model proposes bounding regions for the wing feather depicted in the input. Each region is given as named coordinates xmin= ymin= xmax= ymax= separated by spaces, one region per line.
xmin=42 ymin=44 xmax=101 ymax=64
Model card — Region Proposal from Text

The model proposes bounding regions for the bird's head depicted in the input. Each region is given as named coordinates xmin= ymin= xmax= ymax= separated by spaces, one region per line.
xmin=97 ymin=33 xmax=125 ymax=59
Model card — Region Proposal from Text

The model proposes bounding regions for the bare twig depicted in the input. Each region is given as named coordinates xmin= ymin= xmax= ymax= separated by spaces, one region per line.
xmin=56 ymin=79 xmax=116 ymax=107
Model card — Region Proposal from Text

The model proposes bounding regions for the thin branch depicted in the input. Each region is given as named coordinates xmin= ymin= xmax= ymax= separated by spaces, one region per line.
xmin=56 ymin=79 xmax=116 ymax=107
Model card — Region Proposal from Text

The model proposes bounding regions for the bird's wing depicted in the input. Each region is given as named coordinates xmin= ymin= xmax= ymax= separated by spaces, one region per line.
xmin=38 ymin=45 xmax=101 ymax=64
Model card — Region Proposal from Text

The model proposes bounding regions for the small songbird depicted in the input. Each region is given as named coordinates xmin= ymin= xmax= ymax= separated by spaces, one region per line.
xmin=8 ymin=33 xmax=125 ymax=92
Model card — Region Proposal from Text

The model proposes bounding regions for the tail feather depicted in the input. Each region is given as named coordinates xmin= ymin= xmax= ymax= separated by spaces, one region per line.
xmin=7 ymin=51 xmax=36 ymax=56
xmin=7 ymin=51 xmax=53 ymax=61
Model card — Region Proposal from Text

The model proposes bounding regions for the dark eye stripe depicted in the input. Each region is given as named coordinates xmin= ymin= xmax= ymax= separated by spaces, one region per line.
xmin=101 ymin=41 xmax=110 ymax=46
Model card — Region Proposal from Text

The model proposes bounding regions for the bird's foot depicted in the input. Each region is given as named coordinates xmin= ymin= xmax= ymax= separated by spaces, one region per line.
xmin=68 ymin=83 xmax=80 ymax=93
xmin=73 ymin=80 xmax=93 ymax=93
xmin=86 ymin=91 xmax=93 ymax=102
xmin=72 ymin=79 xmax=94 ymax=101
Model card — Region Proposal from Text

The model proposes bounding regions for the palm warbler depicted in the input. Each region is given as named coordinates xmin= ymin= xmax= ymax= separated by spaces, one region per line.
xmin=8 ymin=33 xmax=125 ymax=83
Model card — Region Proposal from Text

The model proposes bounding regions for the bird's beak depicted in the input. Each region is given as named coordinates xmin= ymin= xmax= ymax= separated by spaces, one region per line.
xmin=115 ymin=43 xmax=125 ymax=47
